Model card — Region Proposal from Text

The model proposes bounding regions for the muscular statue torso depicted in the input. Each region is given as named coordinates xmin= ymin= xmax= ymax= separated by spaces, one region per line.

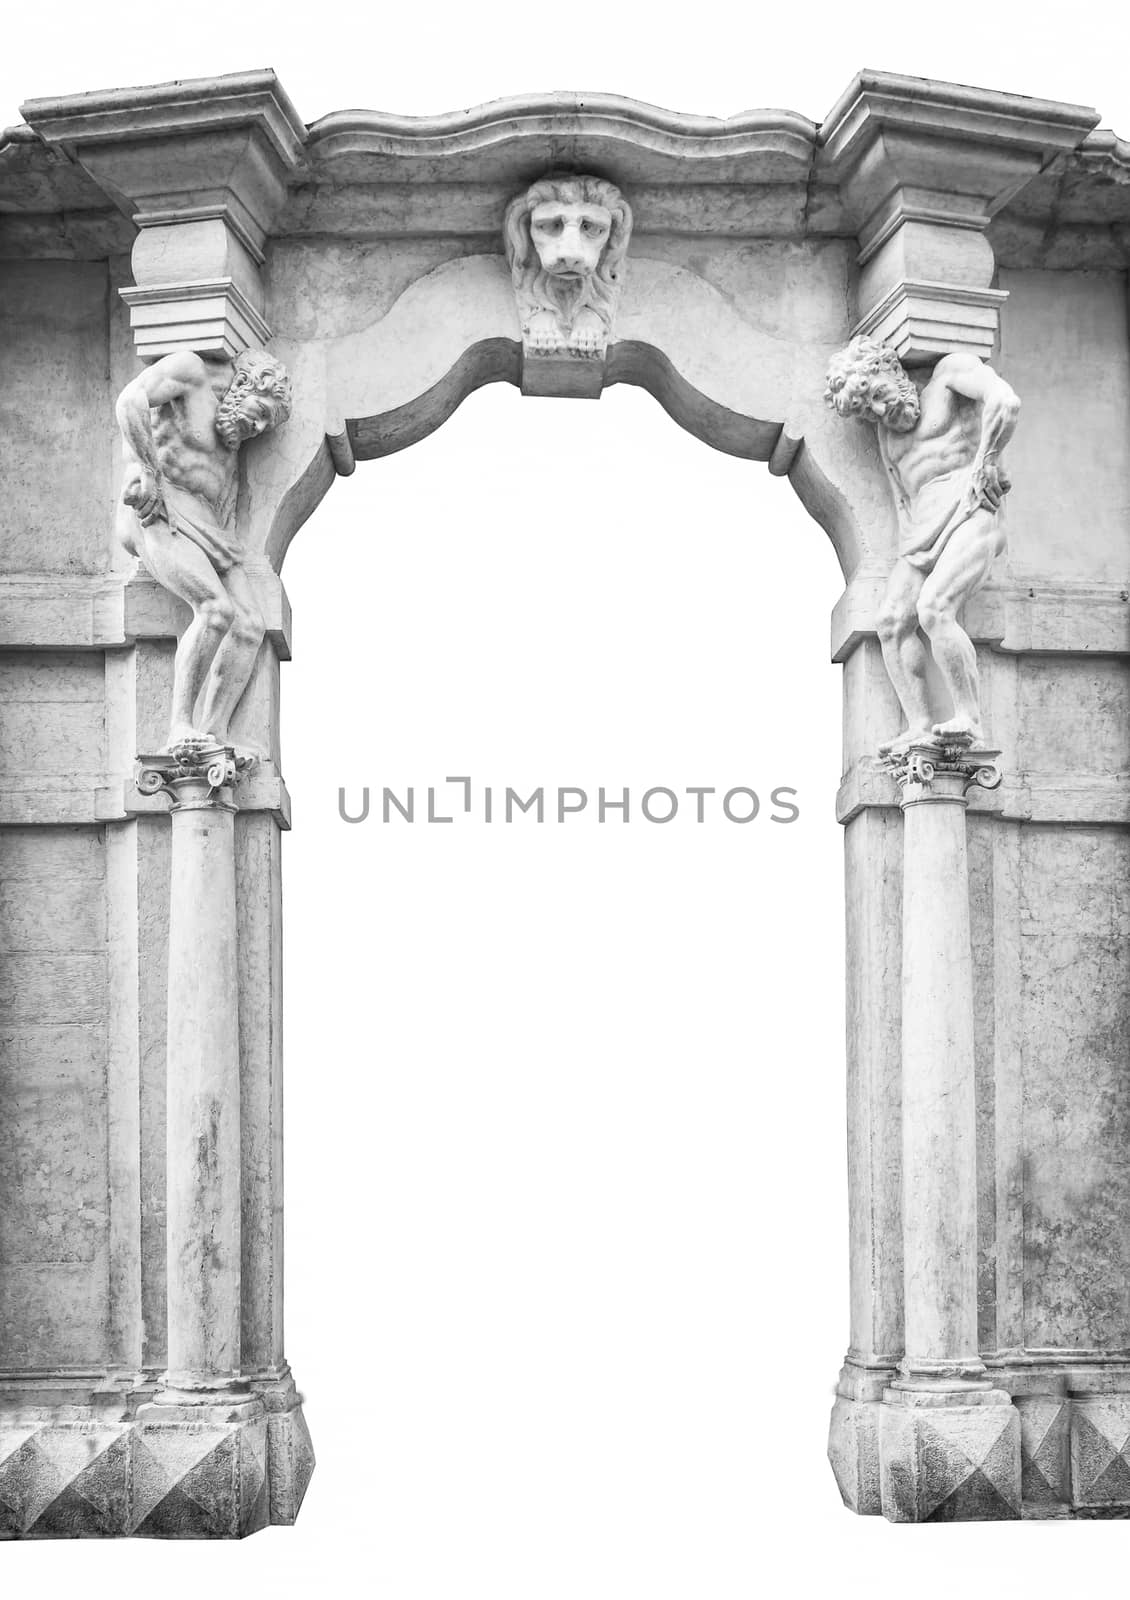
xmin=880 ymin=372 xmax=981 ymax=508
xmin=146 ymin=364 xmax=238 ymax=524
xmin=114 ymin=346 xmax=290 ymax=753
xmin=824 ymin=338 xmax=1020 ymax=750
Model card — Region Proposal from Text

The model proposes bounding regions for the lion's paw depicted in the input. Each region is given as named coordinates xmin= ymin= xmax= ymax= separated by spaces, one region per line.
xmin=567 ymin=313 xmax=606 ymax=359
xmin=568 ymin=331 xmax=604 ymax=359
xmin=525 ymin=313 xmax=567 ymax=357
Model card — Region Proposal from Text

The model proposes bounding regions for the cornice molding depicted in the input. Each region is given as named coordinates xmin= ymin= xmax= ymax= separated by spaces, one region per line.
xmin=306 ymin=92 xmax=818 ymax=178
xmin=20 ymin=69 xmax=306 ymax=168
xmin=2 ymin=70 xmax=1126 ymax=264
xmin=820 ymin=69 xmax=1100 ymax=170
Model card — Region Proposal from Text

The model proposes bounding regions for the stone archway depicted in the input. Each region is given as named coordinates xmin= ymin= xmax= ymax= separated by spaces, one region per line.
xmin=1 ymin=67 xmax=1128 ymax=1535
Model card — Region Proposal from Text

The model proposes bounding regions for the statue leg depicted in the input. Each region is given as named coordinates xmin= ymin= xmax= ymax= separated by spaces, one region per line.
xmin=916 ymin=510 xmax=1004 ymax=742
xmin=876 ymin=558 xmax=932 ymax=751
xmin=196 ymin=562 xmax=267 ymax=747
xmin=136 ymin=519 xmax=236 ymax=748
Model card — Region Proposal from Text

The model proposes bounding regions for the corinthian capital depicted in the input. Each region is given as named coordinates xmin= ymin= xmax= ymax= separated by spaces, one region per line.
xmin=881 ymin=737 xmax=1002 ymax=805
xmin=136 ymin=740 xmax=257 ymax=808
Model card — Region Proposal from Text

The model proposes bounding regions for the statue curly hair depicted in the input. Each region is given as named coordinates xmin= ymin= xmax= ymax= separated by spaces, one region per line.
xmin=215 ymin=349 xmax=293 ymax=449
xmin=824 ymin=336 xmax=918 ymax=420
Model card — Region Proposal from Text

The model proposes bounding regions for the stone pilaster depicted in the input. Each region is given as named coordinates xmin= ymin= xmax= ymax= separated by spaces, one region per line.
xmin=821 ymin=74 xmax=1098 ymax=362
xmin=875 ymin=738 xmax=1021 ymax=1521
xmin=24 ymin=72 xmax=305 ymax=358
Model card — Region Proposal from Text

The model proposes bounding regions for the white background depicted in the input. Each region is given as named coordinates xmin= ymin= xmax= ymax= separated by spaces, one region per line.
xmin=4 ymin=10 xmax=1129 ymax=1595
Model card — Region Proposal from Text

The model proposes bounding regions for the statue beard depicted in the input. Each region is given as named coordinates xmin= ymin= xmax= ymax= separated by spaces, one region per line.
xmin=881 ymin=370 xmax=922 ymax=432
xmin=532 ymin=265 xmax=611 ymax=334
xmin=215 ymin=390 xmax=251 ymax=451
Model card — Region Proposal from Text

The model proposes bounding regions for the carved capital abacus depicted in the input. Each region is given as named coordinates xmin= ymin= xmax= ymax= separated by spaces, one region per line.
xmin=136 ymin=740 xmax=258 ymax=810
xmin=881 ymin=737 xmax=1002 ymax=807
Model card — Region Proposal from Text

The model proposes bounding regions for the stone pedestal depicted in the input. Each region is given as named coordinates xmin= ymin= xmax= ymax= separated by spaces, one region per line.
xmin=879 ymin=1390 xmax=1020 ymax=1522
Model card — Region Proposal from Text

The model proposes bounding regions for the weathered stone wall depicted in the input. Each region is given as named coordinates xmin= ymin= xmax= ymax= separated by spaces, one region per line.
xmin=0 ymin=820 xmax=109 ymax=1365
xmin=0 ymin=261 xmax=118 ymax=575
xmin=0 ymin=649 xmax=111 ymax=1368
xmin=1000 ymin=269 xmax=1130 ymax=580
xmin=1019 ymin=825 xmax=1130 ymax=1350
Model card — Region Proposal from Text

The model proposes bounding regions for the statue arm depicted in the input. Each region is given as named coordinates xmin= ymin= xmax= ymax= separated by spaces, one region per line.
xmin=935 ymin=354 xmax=1021 ymax=511
xmin=116 ymin=351 xmax=210 ymax=523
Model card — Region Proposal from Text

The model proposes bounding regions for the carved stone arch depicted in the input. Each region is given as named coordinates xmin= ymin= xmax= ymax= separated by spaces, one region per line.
xmin=256 ymin=252 xmax=896 ymax=579
xmin=6 ymin=66 xmax=1130 ymax=1539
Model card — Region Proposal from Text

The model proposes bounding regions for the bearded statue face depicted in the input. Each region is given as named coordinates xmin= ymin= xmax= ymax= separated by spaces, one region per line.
xmin=825 ymin=338 xmax=921 ymax=434
xmin=528 ymin=199 xmax=614 ymax=282
xmin=214 ymin=350 xmax=293 ymax=451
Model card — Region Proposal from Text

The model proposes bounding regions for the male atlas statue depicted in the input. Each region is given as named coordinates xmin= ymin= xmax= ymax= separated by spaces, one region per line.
xmin=115 ymin=348 xmax=293 ymax=753
xmin=825 ymin=338 xmax=1020 ymax=754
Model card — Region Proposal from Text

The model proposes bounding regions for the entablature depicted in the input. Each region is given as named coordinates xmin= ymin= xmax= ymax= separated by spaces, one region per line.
xmin=1 ymin=70 xmax=1122 ymax=262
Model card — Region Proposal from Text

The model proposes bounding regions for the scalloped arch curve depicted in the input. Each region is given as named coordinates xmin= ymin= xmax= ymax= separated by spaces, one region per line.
xmin=251 ymin=252 xmax=896 ymax=579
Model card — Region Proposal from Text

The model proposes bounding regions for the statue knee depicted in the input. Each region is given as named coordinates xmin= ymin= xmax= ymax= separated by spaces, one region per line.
xmin=199 ymin=595 xmax=236 ymax=636
xmin=877 ymin=599 xmax=914 ymax=645
xmin=915 ymin=595 xmax=949 ymax=636
xmin=231 ymin=606 xmax=266 ymax=650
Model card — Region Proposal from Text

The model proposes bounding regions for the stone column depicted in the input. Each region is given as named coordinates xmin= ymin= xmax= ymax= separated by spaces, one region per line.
xmin=137 ymin=744 xmax=246 ymax=1393
xmin=133 ymin=741 xmax=270 ymax=1537
xmin=878 ymin=738 xmax=1021 ymax=1522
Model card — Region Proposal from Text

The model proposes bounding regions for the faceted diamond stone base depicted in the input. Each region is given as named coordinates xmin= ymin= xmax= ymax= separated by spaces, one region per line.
xmin=878 ymin=1394 xmax=1022 ymax=1522
xmin=833 ymin=1387 xmax=1130 ymax=1520
xmin=130 ymin=1404 xmax=270 ymax=1538
xmin=1017 ymin=1394 xmax=1071 ymax=1513
xmin=828 ymin=1396 xmax=883 ymax=1515
xmin=1071 ymin=1398 xmax=1130 ymax=1511
xmin=0 ymin=1399 xmax=313 ymax=1539
xmin=266 ymin=1402 xmax=316 ymax=1525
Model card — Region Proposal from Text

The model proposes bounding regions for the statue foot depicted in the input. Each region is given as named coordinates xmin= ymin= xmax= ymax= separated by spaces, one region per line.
xmin=162 ymin=724 xmax=214 ymax=754
xmin=878 ymin=728 xmax=940 ymax=758
xmin=932 ymin=717 xmax=982 ymax=745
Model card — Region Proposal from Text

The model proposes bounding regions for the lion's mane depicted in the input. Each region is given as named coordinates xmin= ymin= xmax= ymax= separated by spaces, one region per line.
xmin=503 ymin=173 xmax=633 ymax=336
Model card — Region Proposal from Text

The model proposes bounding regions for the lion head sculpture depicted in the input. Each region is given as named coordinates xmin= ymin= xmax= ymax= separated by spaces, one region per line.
xmin=504 ymin=173 xmax=633 ymax=360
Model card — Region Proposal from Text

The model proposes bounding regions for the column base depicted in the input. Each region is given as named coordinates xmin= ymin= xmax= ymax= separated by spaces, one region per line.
xmin=0 ymin=1378 xmax=313 ymax=1538
xmin=1069 ymin=1395 xmax=1130 ymax=1514
xmin=832 ymin=1365 xmax=1130 ymax=1521
xmin=255 ymin=1369 xmax=317 ymax=1526
xmin=829 ymin=1397 xmax=884 ymax=1515
xmin=1015 ymin=1391 xmax=1072 ymax=1513
xmin=130 ymin=1395 xmax=271 ymax=1537
xmin=879 ymin=1388 xmax=1021 ymax=1522
xmin=828 ymin=1362 xmax=895 ymax=1515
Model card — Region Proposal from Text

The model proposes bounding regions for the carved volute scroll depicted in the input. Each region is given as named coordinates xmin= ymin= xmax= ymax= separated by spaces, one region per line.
xmin=503 ymin=172 xmax=633 ymax=397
